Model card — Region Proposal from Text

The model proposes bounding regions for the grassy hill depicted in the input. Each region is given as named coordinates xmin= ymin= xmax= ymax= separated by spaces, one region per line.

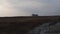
xmin=0 ymin=16 xmax=60 ymax=34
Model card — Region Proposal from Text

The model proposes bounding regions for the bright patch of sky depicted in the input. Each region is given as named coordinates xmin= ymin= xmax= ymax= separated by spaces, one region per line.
xmin=0 ymin=0 xmax=60 ymax=17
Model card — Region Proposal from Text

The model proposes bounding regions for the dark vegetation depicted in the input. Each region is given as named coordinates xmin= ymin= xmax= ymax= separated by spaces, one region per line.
xmin=0 ymin=16 xmax=60 ymax=34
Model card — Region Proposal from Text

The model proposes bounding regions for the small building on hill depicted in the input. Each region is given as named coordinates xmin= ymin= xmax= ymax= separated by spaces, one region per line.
xmin=32 ymin=14 xmax=38 ymax=16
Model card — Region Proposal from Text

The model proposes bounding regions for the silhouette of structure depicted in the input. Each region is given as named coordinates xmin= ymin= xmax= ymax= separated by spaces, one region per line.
xmin=32 ymin=14 xmax=38 ymax=16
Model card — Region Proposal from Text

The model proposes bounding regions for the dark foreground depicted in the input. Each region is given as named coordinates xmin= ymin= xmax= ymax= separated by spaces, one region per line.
xmin=25 ymin=22 xmax=60 ymax=34
xmin=0 ymin=16 xmax=60 ymax=34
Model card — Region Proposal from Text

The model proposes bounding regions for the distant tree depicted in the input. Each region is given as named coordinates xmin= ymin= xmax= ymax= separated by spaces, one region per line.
xmin=32 ymin=14 xmax=38 ymax=16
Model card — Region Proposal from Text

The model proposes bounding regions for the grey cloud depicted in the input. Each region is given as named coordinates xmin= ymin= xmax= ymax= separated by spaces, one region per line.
xmin=9 ymin=0 xmax=60 ymax=16
xmin=0 ymin=0 xmax=60 ymax=16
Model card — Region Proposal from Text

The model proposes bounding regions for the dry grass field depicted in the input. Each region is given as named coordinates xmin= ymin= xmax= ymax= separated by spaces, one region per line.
xmin=0 ymin=16 xmax=60 ymax=34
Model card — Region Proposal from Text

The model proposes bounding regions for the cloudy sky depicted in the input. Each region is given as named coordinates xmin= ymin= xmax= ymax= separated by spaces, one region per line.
xmin=0 ymin=0 xmax=60 ymax=17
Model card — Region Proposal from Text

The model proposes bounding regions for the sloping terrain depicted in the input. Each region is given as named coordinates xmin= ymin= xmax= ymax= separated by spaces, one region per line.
xmin=0 ymin=16 xmax=60 ymax=34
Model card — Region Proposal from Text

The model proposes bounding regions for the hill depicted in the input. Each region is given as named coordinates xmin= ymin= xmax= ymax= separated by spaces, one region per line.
xmin=0 ymin=16 xmax=60 ymax=34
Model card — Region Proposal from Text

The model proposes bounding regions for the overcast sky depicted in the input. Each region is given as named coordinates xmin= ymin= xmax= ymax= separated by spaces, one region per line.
xmin=0 ymin=0 xmax=60 ymax=17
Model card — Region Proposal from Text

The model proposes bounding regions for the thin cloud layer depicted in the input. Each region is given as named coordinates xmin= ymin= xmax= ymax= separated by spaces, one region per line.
xmin=0 ymin=0 xmax=60 ymax=16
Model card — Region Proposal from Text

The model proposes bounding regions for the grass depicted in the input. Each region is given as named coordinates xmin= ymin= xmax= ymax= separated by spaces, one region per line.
xmin=0 ymin=16 xmax=60 ymax=34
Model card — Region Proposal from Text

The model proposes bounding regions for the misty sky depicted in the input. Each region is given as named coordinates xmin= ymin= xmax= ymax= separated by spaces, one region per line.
xmin=0 ymin=0 xmax=60 ymax=17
